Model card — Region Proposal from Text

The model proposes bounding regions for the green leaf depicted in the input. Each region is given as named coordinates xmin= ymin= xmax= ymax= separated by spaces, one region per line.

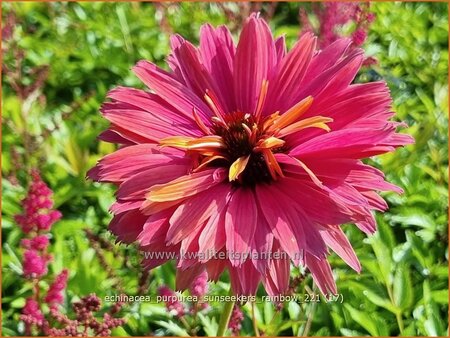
xmin=393 ymin=263 xmax=414 ymax=310
xmin=344 ymin=304 xmax=380 ymax=336
xmin=198 ymin=313 xmax=218 ymax=337
xmin=153 ymin=320 xmax=190 ymax=336
xmin=363 ymin=288 xmax=400 ymax=314
xmin=422 ymin=280 xmax=446 ymax=336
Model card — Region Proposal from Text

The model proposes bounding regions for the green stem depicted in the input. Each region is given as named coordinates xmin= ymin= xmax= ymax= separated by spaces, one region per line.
xmin=251 ymin=301 xmax=260 ymax=336
xmin=386 ymin=284 xmax=404 ymax=334
xmin=217 ymin=292 xmax=235 ymax=337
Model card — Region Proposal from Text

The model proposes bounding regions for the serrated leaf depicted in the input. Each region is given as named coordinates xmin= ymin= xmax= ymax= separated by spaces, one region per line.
xmin=154 ymin=320 xmax=190 ymax=336
xmin=393 ymin=263 xmax=414 ymax=310
xmin=344 ymin=304 xmax=380 ymax=336
xmin=363 ymin=288 xmax=400 ymax=314
xmin=197 ymin=313 xmax=218 ymax=337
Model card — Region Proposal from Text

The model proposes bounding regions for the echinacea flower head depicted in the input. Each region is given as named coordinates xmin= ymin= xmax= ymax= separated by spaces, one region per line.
xmin=89 ymin=14 xmax=413 ymax=296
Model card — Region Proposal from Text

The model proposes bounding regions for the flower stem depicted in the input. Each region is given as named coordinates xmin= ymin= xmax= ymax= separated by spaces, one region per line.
xmin=217 ymin=291 xmax=235 ymax=337
xmin=251 ymin=301 xmax=260 ymax=336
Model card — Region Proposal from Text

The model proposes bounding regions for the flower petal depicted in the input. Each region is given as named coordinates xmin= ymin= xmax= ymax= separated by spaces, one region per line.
xmin=229 ymin=155 xmax=250 ymax=181
xmin=305 ymin=253 xmax=337 ymax=295
xmin=321 ymin=226 xmax=361 ymax=272
xmin=133 ymin=60 xmax=213 ymax=122
xmin=148 ymin=168 xmax=227 ymax=202
xmin=225 ymin=188 xmax=258 ymax=266
xmin=233 ymin=15 xmax=276 ymax=114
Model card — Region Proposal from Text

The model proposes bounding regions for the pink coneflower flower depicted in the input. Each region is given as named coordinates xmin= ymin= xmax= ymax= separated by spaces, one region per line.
xmin=88 ymin=14 xmax=413 ymax=295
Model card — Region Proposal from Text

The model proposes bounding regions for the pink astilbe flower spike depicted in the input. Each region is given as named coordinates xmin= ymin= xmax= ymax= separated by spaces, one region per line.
xmin=88 ymin=14 xmax=413 ymax=296
xmin=228 ymin=305 xmax=244 ymax=336
xmin=15 ymin=170 xmax=62 ymax=233
xmin=22 ymin=249 xmax=50 ymax=278
xmin=21 ymin=298 xmax=45 ymax=327
xmin=21 ymin=235 xmax=50 ymax=251
xmin=45 ymin=269 xmax=69 ymax=308
xmin=190 ymin=270 xmax=208 ymax=297
xmin=158 ymin=286 xmax=185 ymax=317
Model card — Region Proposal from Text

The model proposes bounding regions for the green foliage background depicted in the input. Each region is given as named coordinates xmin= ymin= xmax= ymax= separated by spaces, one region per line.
xmin=2 ymin=2 xmax=448 ymax=336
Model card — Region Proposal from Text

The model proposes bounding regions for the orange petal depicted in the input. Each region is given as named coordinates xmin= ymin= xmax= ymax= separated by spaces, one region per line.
xmin=278 ymin=116 xmax=333 ymax=137
xmin=263 ymin=111 xmax=280 ymax=131
xmin=255 ymin=79 xmax=269 ymax=121
xmin=261 ymin=149 xmax=284 ymax=180
xmin=204 ymin=90 xmax=226 ymax=122
xmin=160 ymin=135 xmax=224 ymax=151
xmin=192 ymin=107 xmax=211 ymax=135
xmin=194 ymin=154 xmax=228 ymax=172
xmin=147 ymin=168 xmax=227 ymax=202
xmin=269 ymin=96 xmax=313 ymax=132
xmin=159 ymin=136 xmax=194 ymax=148
xmin=291 ymin=157 xmax=323 ymax=187
xmin=229 ymin=155 xmax=250 ymax=182
xmin=255 ymin=136 xmax=285 ymax=150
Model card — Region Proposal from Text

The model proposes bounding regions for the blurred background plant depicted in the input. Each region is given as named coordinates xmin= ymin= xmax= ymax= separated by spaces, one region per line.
xmin=2 ymin=2 xmax=448 ymax=336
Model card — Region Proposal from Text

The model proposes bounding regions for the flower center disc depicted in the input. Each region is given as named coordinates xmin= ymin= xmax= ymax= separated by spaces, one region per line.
xmin=211 ymin=112 xmax=275 ymax=187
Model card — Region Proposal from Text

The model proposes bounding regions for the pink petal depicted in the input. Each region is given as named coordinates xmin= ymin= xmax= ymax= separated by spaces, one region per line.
xmin=206 ymin=257 xmax=227 ymax=282
xmin=251 ymin=207 xmax=274 ymax=273
xmin=166 ymin=184 xmax=230 ymax=245
xmin=198 ymin=191 xmax=230 ymax=260
xmin=107 ymin=86 xmax=203 ymax=131
xmin=225 ymin=188 xmax=258 ymax=266
xmin=110 ymin=200 xmax=143 ymax=214
xmin=360 ymin=191 xmax=388 ymax=211
xmin=148 ymin=168 xmax=227 ymax=202
xmin=117 ymin=163 xmax=189 ymax=201
xmin=289 ymin=126 xmax=396 ymax=159
xmin=199 ymin=24 xmax=236 ymax=112
xmin=265 ymin=33 xmax=316 ymax=114
xmin=178 ymin=228 xmax=202 ymax=270
xmin=98 ymin=129 xmax=133 ymax=145
xmin=263 ymin=243 xmax=290 ymax=296
xmin=101 ymin=102 xmax=194 ymax=142
xmin=274 ymin=35 xmax=286 ymax=63
xmin=229 ymin=261 xmax=261 ymax=295
xmin=90 ymin=144 xmax=187 ymax=183
xmin=305 ymin=253 xmax=337 ymax=295
xmin=141 ymin=243 xmax=179 ymax=270
xmin=170 ymin=38 xmax=229 ymax=114
xmin=106 ymin=124 xmax=157 ymax=145
xmin=271 ymin=182 xmax=328 ymax=259
xmin=137 ymin=208 xmax=173 ymax=246
xmin=303 ymin=38 xmax=353 ymax=83
xmin=109 ymin=209 xmax=148 ymax=244
xmin=233 ymin=15 xmax=276 ymax=113
xmin=256 ymin=184 xmax=301 ymax=264
xmin=175 ymin=265 xmax=204 ymax=291
xmin=321 ymin=227 xmax=361 ymax=272
xmin=133 ymin=60 xmax=213 ymax=122
xmin=277 ymin=177 xmax=354 ymax=225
